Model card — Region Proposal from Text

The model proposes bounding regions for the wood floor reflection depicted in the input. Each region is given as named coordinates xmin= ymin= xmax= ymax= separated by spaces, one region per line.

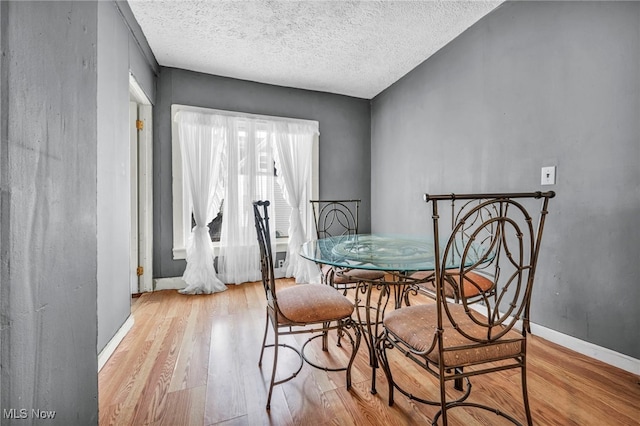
xmin=98 ymin=279 xmax=640 ymax=425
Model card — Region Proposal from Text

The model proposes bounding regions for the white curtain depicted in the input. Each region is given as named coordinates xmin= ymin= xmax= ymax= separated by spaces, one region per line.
xmin=217 ymin=118 xmax=275 ymax=284
xmin=273 ymin=122 xmax=321 ymax=283
xmin=175 ymin=111 xmax=227 ymax=294
xmin=175 ymin=109 xmax=317 ymax=288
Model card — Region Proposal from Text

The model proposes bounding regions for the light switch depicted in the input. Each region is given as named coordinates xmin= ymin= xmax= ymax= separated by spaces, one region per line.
xmin=541 ymin=166 xmax=556 ymax=185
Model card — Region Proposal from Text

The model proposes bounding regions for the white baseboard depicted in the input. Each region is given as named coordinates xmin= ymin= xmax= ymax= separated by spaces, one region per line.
xmin=466 ymin=304 xmax=639 ymax=375
xmin=154 ymin=276 xmax=187 ymax=290
xmin=98 ymin=315 xmax=134 ymax=372
xmin=154 ymin=269 xmax=286 ymax=290
xmin=529 ymin=321 xmax=639 ymax=376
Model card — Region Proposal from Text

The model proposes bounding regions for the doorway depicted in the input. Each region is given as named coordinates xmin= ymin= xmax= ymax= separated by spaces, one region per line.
xmin=129 ymin=74 xmax=153 ymax=294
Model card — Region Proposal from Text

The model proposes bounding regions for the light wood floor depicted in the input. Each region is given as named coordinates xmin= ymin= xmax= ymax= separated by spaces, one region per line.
xmin=99 ymin=279 xmax=640 ymax=425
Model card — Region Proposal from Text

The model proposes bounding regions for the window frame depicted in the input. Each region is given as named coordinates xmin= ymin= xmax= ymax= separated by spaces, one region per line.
xmin=171 ymin=104 xmax=319 ymax=260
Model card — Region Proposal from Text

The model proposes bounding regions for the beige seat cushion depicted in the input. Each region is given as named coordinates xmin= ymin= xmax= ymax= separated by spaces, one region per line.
xmin=383 ymin=303 xmax=523 ymax=367
xmin=276 ymin=283 xmax=354 ymax=325
xmin=322 ymin=264 xmax=385 ymax=284
xmin=411 ymin=270 xmax=493 ymax=299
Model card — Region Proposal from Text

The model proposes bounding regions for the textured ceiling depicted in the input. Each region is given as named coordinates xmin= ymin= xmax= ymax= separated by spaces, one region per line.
xmin=128 ymin=1 xmax=502 ymax=99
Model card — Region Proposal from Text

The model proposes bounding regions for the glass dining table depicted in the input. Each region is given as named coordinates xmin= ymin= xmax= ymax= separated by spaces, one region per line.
xmin=300 ymin=233 xmax=441 ymax=394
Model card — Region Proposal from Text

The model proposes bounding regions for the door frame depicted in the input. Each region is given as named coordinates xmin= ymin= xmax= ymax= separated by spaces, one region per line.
xmin=129 ymin=74 xmax=153 ymax=293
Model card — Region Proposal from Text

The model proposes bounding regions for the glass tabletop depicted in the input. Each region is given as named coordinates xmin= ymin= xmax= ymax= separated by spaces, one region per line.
xmin=300 ymin=234 xmax=438 ymax=272
xmin=300 ymin=233 xmax=492 ymax=272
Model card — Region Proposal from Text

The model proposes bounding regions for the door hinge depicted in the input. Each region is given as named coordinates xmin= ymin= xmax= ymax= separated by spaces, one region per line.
xmin=136 ymin=119 xmax=144 ymax=130
xmin=137 ymin=266 xmax=144 ymax=276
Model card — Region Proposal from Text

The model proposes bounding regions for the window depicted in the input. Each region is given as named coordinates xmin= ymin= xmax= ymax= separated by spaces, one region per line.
xmin=195 ymin=132 xmax=291 ymax=242
xmin=171 ymin=104 xmax=319 ymax=260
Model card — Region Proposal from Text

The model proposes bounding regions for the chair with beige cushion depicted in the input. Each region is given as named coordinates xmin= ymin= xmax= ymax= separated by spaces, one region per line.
xmin=409 ymin=197 xmax=502 ymax=304
xmin=378 ymin=192 xmax=554 ymax=425
xmin=409 ymin=269 xmax=495 ymax=303
xmin=252 ymin=200 xmax=361 ymax=410
xmin=310 ymin=199 xmax=385 ymax=292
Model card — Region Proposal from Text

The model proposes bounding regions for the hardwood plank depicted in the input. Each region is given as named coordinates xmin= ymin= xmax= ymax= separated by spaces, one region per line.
xmin=169 ymin=295 xmax=213 ymax=392
xmin=99 ymin=299 xmax=167 ymax=409
xmin=130 ymin=314 xmax=190 ymax=425
xmin=154 ymin=386 xmax=206 ymax=426
xmin=204 ymin=312 xmax=247 ymax=424
xmin=99 ymin=280 xmax=640 ymax=426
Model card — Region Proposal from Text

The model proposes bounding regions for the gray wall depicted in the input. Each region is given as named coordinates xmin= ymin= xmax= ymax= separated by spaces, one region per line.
xmin=115 ymin=1 xmax=158 ymax=104
xmin=97 ymin=0 xmax=131 ymax=355
xmin=154 ymin=68 xmax=372 ymax=278
xmin=371 ymin=1 xmax=640 ymax=358
xmin=0 ymin=1 xmax=98 ymax=423
xmin=97 ymin=1 xmax=157 ymax=353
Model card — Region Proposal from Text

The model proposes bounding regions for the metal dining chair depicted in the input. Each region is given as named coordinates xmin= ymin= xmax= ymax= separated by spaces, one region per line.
xmin=378 ymin=191 xmax=554 ymax=425
xmin=409 ymin=198 xmax=501 ymax=304
xmin=309 ymin=199 xmax=385 ymax=292
xmin=252 ymin=200 xmax=361 ymax=410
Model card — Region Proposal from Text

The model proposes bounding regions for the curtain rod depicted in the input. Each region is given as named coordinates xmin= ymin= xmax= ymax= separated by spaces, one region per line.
xmin=172 ymin=104 xmax=319 ymax=128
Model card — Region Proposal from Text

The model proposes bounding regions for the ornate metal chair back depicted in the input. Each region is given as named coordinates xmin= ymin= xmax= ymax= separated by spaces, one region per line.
xmin=427 ymin=192 xmax=554 ymax=339
xmin=310 ymin=199 xmax=360 ymax=239
xmin=252 ymin=200 xmax=278 ymax=307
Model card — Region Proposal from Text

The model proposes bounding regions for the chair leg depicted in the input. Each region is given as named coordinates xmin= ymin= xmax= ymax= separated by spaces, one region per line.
xmin=522 ymin=364 xmax=533 ymax=426
xmin=322 ymin=323 xmax=329 ymax=351
xmin=322 ymin=322 xmax=343 ymax=352
xmin=376 ymin=332 xmax=395 ymax=406
xmin=266 ymin=326 xmax=279 ymax=410
xmin=258 ymin=311 xmax=269 ymax=367
xmin=438 ymin=366 xmax=449 ymax=426
xmin=345 ymin=320 xmax=361 ymax=391
xmin=454 ymin=367 xmax=463 ymax=391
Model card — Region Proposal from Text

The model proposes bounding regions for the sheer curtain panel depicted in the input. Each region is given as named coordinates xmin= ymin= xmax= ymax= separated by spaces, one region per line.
xmin=217 ymin=118 xmax=274 ymax=284
xmin=273 ymin=122 xmax=321 ymax=283
xmin=175 ymin=111 xmax=227 ymax=294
